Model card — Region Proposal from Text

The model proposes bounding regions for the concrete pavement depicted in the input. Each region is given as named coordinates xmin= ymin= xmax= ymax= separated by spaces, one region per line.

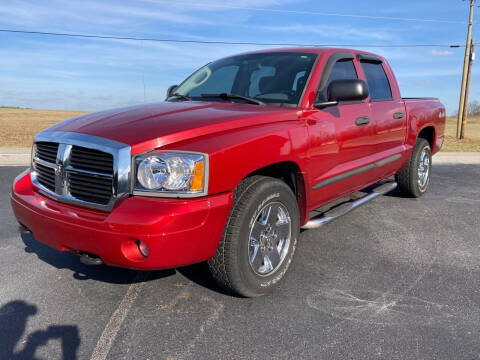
xmin=1 ymin=147 xmax=478 ymax=166
xmin=1 ymin=159 xmax=479 ymax=359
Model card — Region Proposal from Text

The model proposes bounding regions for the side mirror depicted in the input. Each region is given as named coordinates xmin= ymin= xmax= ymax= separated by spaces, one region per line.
xmin=328 ymin=79 xmax=369 ymax=102
xmin=314 ymin=79 xmax=369 ymax=109
xmin=166 ymin=85 xmax=178 ymax=98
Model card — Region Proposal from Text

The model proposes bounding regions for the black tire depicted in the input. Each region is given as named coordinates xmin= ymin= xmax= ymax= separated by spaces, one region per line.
xmin=395 ymin=138 xmax=432 ymax=197
xmin=208 ymin=175 xmax=300 ymax=297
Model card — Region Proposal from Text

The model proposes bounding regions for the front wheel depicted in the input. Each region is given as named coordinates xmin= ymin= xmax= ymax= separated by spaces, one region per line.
xmin=208 ymin=176 xmax=300 ymax=297
xmin=395 ymin=138 xmax=432 ymax=197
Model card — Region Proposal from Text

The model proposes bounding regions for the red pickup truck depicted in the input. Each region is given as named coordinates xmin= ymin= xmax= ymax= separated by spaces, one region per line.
xmin=11 ymin=48 xmax=445 ymax=297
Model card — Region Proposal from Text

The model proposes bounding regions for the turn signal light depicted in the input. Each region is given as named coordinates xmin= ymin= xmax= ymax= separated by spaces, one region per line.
xmin=190 ymin=161 xmax=205 ymax=191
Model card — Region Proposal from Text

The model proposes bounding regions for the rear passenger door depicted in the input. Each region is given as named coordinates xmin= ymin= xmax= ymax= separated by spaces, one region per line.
xmin=358 ymin=55 xmax=407 ymax=155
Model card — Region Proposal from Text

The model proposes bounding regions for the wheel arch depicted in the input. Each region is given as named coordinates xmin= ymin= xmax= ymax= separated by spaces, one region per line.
xmin=243 ymin=161 xmax=308 ymax=225
xmin=417 ymin=125 xmax=435 ymax=149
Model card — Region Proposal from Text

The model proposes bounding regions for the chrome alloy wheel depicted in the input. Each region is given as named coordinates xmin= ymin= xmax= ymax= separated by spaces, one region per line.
xmin=417 ymin=148 xmax=430 ymax=189
xmin=248 ymin=202 xmax=291 ymax=276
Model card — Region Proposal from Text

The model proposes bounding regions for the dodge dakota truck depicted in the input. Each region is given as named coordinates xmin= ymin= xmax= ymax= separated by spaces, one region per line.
xmin=11 ymin=48 xmax=445 ymax=297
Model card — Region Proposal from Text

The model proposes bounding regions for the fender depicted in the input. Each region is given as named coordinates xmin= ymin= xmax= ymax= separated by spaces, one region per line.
xmin=162 ymin=120 xmax=310 ymax=194
xmin=405 ymin=100 xmax=444 ymax=155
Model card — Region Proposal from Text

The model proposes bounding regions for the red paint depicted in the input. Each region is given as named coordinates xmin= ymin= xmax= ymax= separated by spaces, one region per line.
xmin=11 ymin=48 xmax=445 ymax=270
xmin=12 ymin=173 xmax=233 ymax=269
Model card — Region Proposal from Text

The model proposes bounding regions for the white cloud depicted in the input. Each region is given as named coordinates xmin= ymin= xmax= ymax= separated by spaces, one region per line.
xmin=141 ymin=0 xmax=299 ymax=11
xmin=0 ymin=0 xmax=214 ymax=28
xmin=395 ymin=68 xmax=461 ymax=78
xmin=416 ymin=80 xmax=433 ymax=87
xmin=429 ymin=49 xmax=454 ymax=56
xmin=0 ymin=0 xmax=465 ymax=111
xmin=255 ymin=23 xmax=395 ymax=41
xmin=0 ymin=0 xmax=299 ymax=30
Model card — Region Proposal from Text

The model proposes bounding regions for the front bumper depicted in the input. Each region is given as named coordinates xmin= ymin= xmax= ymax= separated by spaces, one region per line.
xmin=11 ymin=170 xmax=233 ymax=270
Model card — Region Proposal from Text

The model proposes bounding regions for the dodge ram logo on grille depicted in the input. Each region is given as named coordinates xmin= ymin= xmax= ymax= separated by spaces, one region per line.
xmin=55 ymin=164 xmax=63 ymax=177
xmin=30 ymin=136 xmax=125 ymax=211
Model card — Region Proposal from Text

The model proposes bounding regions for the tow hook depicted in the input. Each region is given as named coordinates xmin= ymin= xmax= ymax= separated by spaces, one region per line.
xmin=79 ymin=253 xmax=103 ymax=266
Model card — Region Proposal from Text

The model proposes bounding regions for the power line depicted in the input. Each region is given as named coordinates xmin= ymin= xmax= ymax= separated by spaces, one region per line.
xmin=0 ymin=29 xmax=464 ymax=48
xmin=151 ymin=1 xmax=474 ymax=25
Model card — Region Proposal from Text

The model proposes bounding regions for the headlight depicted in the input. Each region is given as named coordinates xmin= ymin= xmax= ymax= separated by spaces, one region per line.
xmin=133 ymin=151 xmax=208 ymax=197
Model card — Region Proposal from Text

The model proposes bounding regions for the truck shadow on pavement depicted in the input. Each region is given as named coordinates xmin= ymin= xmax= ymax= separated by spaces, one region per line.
xmin=19 ymin=232 xmax=230 ymax=294
xmin=0 ymin=300 xmax=80 ymax=360
xmin=20 ymin=232 xmax=175 ymax=284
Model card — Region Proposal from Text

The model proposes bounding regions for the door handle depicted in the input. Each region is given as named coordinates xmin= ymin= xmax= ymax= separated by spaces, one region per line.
xmin=393 ymin=112 xmax=404 ymax=119
xmin=355 ymin=117 xmax=370 ymax=126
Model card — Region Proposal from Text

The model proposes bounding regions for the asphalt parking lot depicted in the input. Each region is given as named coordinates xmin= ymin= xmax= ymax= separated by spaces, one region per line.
xmin=1 ymin=161 xmax=479 ymax=360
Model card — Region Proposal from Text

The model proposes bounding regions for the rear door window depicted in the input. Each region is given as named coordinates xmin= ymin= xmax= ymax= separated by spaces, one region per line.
xmin=360 ymin=62 xmax=392 ymax=101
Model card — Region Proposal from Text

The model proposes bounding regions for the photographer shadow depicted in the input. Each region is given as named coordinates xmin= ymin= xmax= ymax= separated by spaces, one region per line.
xmin=0 ymin=300 xmax=80 ymax=360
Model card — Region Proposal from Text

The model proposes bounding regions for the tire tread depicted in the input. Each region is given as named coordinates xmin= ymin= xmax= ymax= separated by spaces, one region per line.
xmin=395 ymin=138 xmax=431 ymax=198
xmin=208 ymin=175 xmax=298 ymax=297
xmin=207 ymin=175 xmax=268 ymax=294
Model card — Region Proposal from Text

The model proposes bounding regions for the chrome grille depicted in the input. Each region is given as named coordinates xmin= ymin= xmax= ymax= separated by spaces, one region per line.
xmin=35 ymin=142 xmax=59 ymax=163
xmin=69 ymin=169 xmax=113 ymax=204
xmin=70 ymin=146 xmax=114 ymax=174
xmin=68 ymin=146 xmax=114 ymax=204
xmin=31 ymin=131 xmax=131 ymax=212
xmin=34 ymin=162 xmax=56 ymax=192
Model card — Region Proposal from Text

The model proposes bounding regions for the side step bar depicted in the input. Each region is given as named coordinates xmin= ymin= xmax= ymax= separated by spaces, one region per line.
xmin=301 ymin=181 xmax=397 ymax=230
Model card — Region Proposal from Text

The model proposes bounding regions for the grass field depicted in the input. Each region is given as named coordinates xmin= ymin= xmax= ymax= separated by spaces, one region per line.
xmin=0 ymin=108 xmax=479 ymax=151
xmin=0 ymin=108 xmax=86 ymax=147
xmin=443 ymin=115 xmax=480 ymax=152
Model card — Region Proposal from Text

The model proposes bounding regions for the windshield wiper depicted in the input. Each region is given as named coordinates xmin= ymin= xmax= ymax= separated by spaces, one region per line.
xmin=169 ymin=93 xmax=192 ymax=101
xmin=200 ymin=93 xmax=265 ymax=106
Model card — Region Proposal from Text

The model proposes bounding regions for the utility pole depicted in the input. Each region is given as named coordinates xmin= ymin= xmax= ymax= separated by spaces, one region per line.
xmin=461 ymin=38 xmax=475 ymax=139
xmin=457 ymin=0 xmax=475 ymax=139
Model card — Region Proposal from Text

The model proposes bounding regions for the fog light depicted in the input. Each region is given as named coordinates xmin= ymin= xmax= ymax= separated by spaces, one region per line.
xmin=137 ymin=240 xmax=150 ymax=258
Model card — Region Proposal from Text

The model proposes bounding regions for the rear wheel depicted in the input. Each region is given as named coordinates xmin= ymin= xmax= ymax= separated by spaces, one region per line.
xmin=208 ymin=176 xmax=299 ymax=297
xmin=395 ymin=138 xmax=432 ymax=197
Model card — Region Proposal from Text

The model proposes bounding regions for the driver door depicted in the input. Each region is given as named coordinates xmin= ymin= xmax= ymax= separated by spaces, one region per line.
xmin=306 ymin=53 xmax=377 ymax=207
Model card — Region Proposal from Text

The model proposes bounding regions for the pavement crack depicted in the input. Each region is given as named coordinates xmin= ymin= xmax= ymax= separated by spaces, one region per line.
xmin=90 ymin=271 xmax=149 ymax=360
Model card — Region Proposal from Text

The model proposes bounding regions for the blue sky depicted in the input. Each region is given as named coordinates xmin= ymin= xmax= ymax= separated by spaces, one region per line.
xmin=0 ymin=0 xmax=478 ymax=114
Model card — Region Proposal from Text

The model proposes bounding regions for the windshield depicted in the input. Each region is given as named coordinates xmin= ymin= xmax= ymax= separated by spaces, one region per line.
xmin=170 ymin=52 xmax=318 ymax=106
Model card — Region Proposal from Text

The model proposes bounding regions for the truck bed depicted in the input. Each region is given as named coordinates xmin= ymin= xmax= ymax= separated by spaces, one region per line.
xmin=403 ymin=97 xmax=445 ymax=154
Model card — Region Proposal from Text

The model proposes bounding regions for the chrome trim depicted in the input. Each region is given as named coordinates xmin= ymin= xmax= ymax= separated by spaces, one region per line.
xmin=56 ymin=144 xmax=71 ymax=195
xmin=65 ymin=166 xmax=114 ymax=178
xmin=31 ymin=131 xmax=131 ymax=212
xmin=248 ymin=201 xmax=291 ymax=276
xmin=132 ymin=150 xmax=209 ymax=198
xmin=303 ymin=181 xmax=397 ymax=230
xmin=417 ymin=148 xmax=430 ymax=190
xmin=32 ymin=157 xmax=57 ymax=169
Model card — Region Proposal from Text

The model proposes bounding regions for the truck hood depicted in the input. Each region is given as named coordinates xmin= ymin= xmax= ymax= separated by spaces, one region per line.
xmin=48 ymin=101 xmax=298 ymax=154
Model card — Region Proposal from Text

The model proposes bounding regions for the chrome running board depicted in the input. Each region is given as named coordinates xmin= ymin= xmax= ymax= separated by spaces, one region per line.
xmin=301 ymin=181 xmax=398 ymax=230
